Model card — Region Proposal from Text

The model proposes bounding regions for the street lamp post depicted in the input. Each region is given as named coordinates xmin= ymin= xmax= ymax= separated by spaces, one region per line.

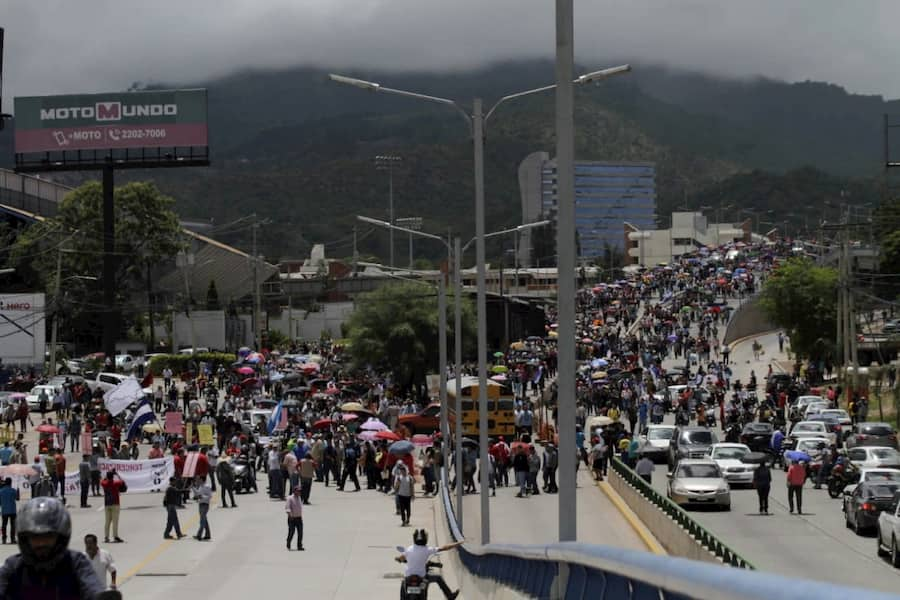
xmin=337 ymin=65 xmax=628 ymax=545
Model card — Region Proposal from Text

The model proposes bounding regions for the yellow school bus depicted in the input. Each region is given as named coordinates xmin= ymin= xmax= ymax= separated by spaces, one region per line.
xmin=447 ymin=376 xmax=516 ymax=439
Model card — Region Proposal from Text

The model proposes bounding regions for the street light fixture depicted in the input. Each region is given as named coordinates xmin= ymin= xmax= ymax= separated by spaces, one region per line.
xmin=338 ymin=64 xmax=629 ymax=545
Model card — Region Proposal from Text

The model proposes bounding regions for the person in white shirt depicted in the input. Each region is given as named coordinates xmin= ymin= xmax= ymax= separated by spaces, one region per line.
xmin=191 ymin=476 xmax=212 ymax=541
xmin=395 ymin=529 xmax=463 ymax=600
xmin=83 ymin=533 xmax=116 ymax=590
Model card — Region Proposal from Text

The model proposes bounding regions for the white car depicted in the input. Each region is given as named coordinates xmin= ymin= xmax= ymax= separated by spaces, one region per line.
xmin=820 ymin=409 xmax=852 ymax=428
xmin=794 ymin=437 xmax=831 ymax=460
xmin=791 ymin=395 xmax=825 ymax=420
xmin=876 ymin=492 xmax=900 ymax=565
xmin=859 ymin=468 xmax=900 ymax=485
xmin=847 ymin=447 xmax=900 ymax=470
xmin=706 ymin=443 xmax=754 ymax=485
xmin=87 ymin=372 xmax=133 ymax=394
xmin=25 ymin=384 xmax=60 ymax=411
xmin=790 ymin=421 xmax=836 ymax=446
xmin=114 ymin=354 xmax=145 ymax=372
xmin=803 ymin=402 xmax=831 ymax=419
xmin=640 ymin=425 xmax=676 ymax=463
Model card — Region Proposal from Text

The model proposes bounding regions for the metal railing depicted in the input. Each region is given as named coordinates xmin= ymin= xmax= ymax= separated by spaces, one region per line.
xmin=438 ymin=468 xmax=900 ymax=600
xmin=0 ymin=168 xmax=72 ymax=216
xmin=610 ymin=457 xmax=754 ymax=569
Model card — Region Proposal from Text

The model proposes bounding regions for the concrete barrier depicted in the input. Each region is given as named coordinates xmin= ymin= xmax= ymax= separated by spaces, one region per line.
xmin=724 ymin=297 xmax=775 ymax=347
xmin=608 ymin=468 xmax=721 ymax=566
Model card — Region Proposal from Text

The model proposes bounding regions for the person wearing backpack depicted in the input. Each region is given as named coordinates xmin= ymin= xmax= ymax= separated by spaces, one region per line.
xmin=338 ymin=441 xmax=361 ymax=492
xmin=100 ymin=471 xmax=126 ymax=544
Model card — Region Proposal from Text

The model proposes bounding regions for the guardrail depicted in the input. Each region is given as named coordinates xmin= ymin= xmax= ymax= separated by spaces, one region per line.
xmin=438 ymin=468 xmax=900 ymax=600
xmin=609 ymin=457 xmax=754 ymax=569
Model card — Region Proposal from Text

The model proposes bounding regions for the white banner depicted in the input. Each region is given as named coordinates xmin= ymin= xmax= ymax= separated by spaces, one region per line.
xmin=9 ymin=457 xmax=173 ymax=495
xmin=104 ymin=378 xmax=143 ymax=416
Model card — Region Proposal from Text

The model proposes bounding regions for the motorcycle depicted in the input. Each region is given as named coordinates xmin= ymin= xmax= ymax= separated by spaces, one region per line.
xmin=232 ymin=455 xmax=257 ymax=494
xmin=827 ymin=463 xmax=859 ymax=499
xmin=395 ymin=546 xmax=444 ymax=599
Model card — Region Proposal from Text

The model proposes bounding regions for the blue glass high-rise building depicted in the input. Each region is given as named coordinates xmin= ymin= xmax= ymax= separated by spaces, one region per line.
xmin=518 ymin=151 xmax=656 ymax=262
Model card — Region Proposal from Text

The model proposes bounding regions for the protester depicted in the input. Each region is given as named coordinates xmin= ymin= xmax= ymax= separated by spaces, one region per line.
xmin=101 ymin=471 xmax=126 ymax=543
xmin=192 ymin=475 xmax=212 ymax=541
xmin=285 ymin=486 xmax=304 ymax=551
xmin=84 ymin=533 xmax=117 ymax=591
xmin=163 ymin=477 xmax=187 ymax=540
xmin=0 ymin=479 xmax=18 ymax=544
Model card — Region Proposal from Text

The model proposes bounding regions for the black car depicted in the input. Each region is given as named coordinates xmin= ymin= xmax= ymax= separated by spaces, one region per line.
xmin=668 ymin=426 xmax=718 ymax=470
xmin=740 ymin=422 xmax=774 ymax=452
xmin=843 ymin=481 xmax=900 ymax=534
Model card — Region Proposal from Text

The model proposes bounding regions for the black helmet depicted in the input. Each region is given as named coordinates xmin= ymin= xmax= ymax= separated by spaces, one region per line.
xmin=413 ymin=529 xmax=428 ymax=546
xmin=17 ymin=497 xmax=71 ymax=570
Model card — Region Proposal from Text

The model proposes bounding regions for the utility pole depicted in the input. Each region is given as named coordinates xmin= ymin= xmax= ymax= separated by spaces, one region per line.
xmin=352 ymin=226 xmax=359 ymax=275
xmin=252 ymin=220 xmax=261 ymax=350
xmin=48 ymin=245 xmax=63 ymax=377
xmin=375 ymin=155 xmax=402 ymax=268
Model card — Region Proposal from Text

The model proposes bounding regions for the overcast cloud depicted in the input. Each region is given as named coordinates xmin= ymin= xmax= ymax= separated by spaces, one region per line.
xmin=2 ymin=0 xmax=898 ymax=104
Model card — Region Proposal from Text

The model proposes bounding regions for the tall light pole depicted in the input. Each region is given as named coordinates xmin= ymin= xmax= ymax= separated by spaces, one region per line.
xmin=336 ymin=65 xmax=628 ymax=545
xmin=375 ymin=155 xmax=402 ymax=267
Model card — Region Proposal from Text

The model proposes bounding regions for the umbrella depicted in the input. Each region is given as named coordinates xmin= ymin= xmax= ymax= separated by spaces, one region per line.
xmin=9 ymin=393 xmax=25 ymax=400
xmin=411 ymin=434 xmax=434 ymax=448
xmin=784 ymin=450 xmax=812 ymax=463
xmin=360 ymin=418 xmax=388 ymax=431
xmin=341 ymin=402 xmax=366 ymax=412
xmin=591 ymin=358 xmax=608 ymax=368
xmin=254 ymin=398 xmax=277 ymax=408
xmin=511 ymin=441 xmax=530 ymax=453
xmin=0 ymin=464 xmax=37 ymax=477
xmin=389 ymin=440 xmax=415 ymax=455
xmin=269 ymin=372 xmax=285 ymax=382
xmin=490 ymin=374 xmax=508 ymax=382
xmin=591 ymin=371 xmax=607 ymax=380
xmin=245 ymin=352 xmax=265 ymax=364
xmin=375 ymin=430 xmax=401 ymax=442
xmin=491 ymin=365 xmax=508 ymax=374
xmin=236 ymin=366 xmax=255 ymax=375
xmin=493 ymin=351 xmax=505 ymax=358
xmin=313 ymin=418 xmax=333 ymax=429
xmin=301 ymin=363 xmax=320 ymax=372
xmin=526 ymin=336 xmax=542 ymax=342
xmin=341 ymin=413 xmax=359 ymax=422
xmin=35 ymin=424 xmax=60 ymax=434
xmin=357 ymin=430 xmax=378 ymax=442
xmin=241 ymin=377 xmax=259 ymax=388
xmin=547 ymin=331 xmax=558 ymax=338
xmin=282 ymin=373 xmax=303 ymax=383
xmin=581 ymin=337 xmax=593 ymax=344
xmin=740 ymin=452 xmax=769 ymax=465
xmin=237 ymin=346 xmax=252 ymax=357
xmin=323 ymin=387 xmax=340 ymax=395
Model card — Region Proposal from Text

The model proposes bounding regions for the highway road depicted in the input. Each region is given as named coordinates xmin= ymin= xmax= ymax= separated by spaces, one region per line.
xmin=652 ymin=322 xmax=900 ymax=593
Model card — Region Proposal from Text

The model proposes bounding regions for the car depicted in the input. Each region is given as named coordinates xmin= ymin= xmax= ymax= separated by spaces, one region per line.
xmin=114 ymin=354 xmax=143 ymax=372
xmin=241 ymin=409 xmax=273 ymax=434
xmin=706 ymin=443 xmax=754 ymax=486
xmin=639 ymin=425 xmax=676 ymax=463
xmin=794 ymin=437 xmax=831 ymax=460
xmin=803 ymin=401 xmax=831 ymax=419
xmin=819 ymin=409 xmax=852 ymax=428
xmin=858 ymin=468 xmax=900 ymax=485
xmin=790 ymin=421 xmax=836 ymax=446
xmin=666 ymin=459 xmax=731 ymax=510
xmin=668 ymin=426 xmax=719 ymax=470
xmin=883 ymin=321 xmax=900 ymax=334
xmin=178 ymin=347 xmax=210 ymax=356
xmin=844 ymin=481 xmax=900 ymax=534
xmin=876 ymin=491 xmax=900 ymax=565
xmin=847 ymin=447 xmax=900 ymax=470
xmin=86 ymin=372 xmax=133 ymax=395
xmin=790 ymin=395 xmax=825 ymax=421
xmin=25 ymin=384 xmax=60 ymax=411
xmin=806 ymin=415 xmax=845 ymax=444
xmin=846 ymin=422 xmax=898 ymax=450
xmin=398 ymin=403 xmax=441 ymax=435
xmin=740 ymin=422 xmax=774 ymax=452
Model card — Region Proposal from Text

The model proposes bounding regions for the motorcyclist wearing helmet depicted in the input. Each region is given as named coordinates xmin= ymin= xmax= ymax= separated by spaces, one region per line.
xmin=395 ymin=529 xmax=464 ymax=600
xmin=0 ymin=497 xmax=106 ymax=599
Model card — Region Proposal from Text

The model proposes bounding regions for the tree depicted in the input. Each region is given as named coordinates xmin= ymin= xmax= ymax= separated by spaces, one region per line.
xmin=344 ymin=281 xmax=476 ymax=391
xmin=9 ymin=180 xmax=185 ymax=348
xmin=758 ymin=257 xmax=838 ymax=361
xmin=206 ymin=280 xmax=221 ymax=310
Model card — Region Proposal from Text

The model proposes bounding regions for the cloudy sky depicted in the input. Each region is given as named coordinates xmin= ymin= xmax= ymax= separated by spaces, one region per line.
xmin=2 ymin=0 xmax=898 ymax=105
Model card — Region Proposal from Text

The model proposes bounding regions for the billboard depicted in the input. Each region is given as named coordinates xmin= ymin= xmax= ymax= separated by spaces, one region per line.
xmin=13 ymin=89 xmax=207 ymax=153
xmin=0 ymin=293 xmax=45 ymax=368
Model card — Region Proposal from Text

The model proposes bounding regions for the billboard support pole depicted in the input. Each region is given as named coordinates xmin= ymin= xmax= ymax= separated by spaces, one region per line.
xmin=102 ymin=164 xmax=117 ymax=371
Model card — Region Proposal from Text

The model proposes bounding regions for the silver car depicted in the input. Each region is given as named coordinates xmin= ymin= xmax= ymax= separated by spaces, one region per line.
xmin=876 ymin=491 xmax=900 ymax=566
xmin=667 ymin=459 xmax=731 ymax=510
xmin=640 ymin=425 xmax=676 ymax=463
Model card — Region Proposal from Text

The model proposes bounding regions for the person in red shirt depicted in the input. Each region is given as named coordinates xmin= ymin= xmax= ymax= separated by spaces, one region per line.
xmin=786 ymin=460 xmax=806 ymax=514
xmin=101 ymin=470 xmax=126 ymax=543
xmin=54 ymin=450 xmax=67 ymax=500
xmin=195 ymin=448 xmax=210 ymax=481
xmin=148 ymin=442 xmax=164 ymax=459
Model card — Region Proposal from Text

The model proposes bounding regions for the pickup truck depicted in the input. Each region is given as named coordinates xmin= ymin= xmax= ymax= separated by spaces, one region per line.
xmin=114 ymin=354 xmax=146 ymax=372
xmin=87 ymin=372 xmax=135 ymax=394
xmin=398 ymin=403 xmax=441 ymax=435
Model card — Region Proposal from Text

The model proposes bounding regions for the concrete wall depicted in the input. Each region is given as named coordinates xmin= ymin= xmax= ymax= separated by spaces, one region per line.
xmin=607 ymin=468 xmax=722 ymax=566
xmin=723 ymin=297 xmax=776 ymax=346
xmin=267 ymin=301 xmax=354 ymax=341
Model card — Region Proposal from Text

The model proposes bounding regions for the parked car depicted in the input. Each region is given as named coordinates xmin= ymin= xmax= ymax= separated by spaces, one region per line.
xmin=666 ymin=459 xmax=731 ymax=510
xmin=846 ymin=422 xmax=899 ymax=450
xmin=398 ymin=403 xmax=440 ymax=435
xmin=706 ymin=443 xmax=754 ymax=486
xmin=25 ymin=384 xmax=60 ymax=411
xmin=876 ymin=491 xmax=900 ymax=565
xmin=639 ymin=425 xmax=676 ymax=463
xmin=790 ymin=420 xmax=836 ymax=446
xmin=86 ymin=372 xmax=133 ymax=395
xmin=847 ymin=447 xmax=900 ymax=470
xmin=844 ymin=481 xmax=900 ymax=534
xmin=740 ymin=422 xmax=774 ymax=452
xmin=114 ymin=354 xmax=144 ymax=372
xmin=858 ymin=468 xmax=900 ymax=485
xmin=668 ymin=426 xmax=719 ymax=470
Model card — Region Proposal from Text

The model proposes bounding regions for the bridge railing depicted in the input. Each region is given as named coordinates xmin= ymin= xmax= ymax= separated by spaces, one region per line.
xmin=438 ymin=468 xmax=899 ymax=600
xmin=0 ymin=168 xmax=72 ymax=216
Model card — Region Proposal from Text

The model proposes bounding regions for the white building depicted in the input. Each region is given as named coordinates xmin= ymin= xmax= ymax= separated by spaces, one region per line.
xmin=625 ymin=212 xmax=750 ymax=266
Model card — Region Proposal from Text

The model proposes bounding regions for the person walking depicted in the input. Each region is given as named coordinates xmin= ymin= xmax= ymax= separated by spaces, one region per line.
xmin=68 ymin=414 xmax=82 ymax=453
xmin=285 ymin=485 xmax=305 ymax=551
xmin=299 ymin=454 xmax=315 ymax=504
xmin=78 ymin=455 xmax=91 ymax=509
xmin=0 ymin=479 xmax=18 ymax=544
xmin=100 ymin=471 xmax=126 ymax=543
xmin=786 ymin=459 xmax=806 ymax=515
xmin=163 ymin=477 xmax=186 ymax=539
xmin=752 ymin=461 xmax=772 ymax=514
xmin=216 ymin=457 xmax=237 ymax=508
xmin=192 ymin=475 xmax=212 ymax=541
xmin=53 ymin=449 xmax=66 ymax=501
xmin=542 ymin=443 xmax=559 ymax=493
xmin=513 ymin=447 xmax=529 ymax=498
xmin=89 ymin=449 xmax=102 ymax=497
xmin=337 ymin=441 xmax=361 ymax=492
xmin=394 ymin=463 xmax=414 ymax=526
xmin=83 ymin=534 xmax=117 ymax=591
xmin=635 ymin=454 xmax=655 ymax=485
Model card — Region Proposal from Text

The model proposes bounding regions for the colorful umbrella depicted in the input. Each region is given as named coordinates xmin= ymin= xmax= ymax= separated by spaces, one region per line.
xmin=313 ymin=418 xmax=333 ymax=429
xmin=389 ymin=440 xmax=415 ymax=455
xmin=411 ymin=434 xmax=434 ymax=448
xmin=341 ymin=413 xmax=359 ymax=421
xmin=357 ymin=431 xmax=378 ymax=442
xmin=0 ymin=464 xmax=37 ymax=477
xmin=490 ymin=374 xmax=508 ymax=382
xmin=375 ymin=430 xmax=401 ymax=442
xmin=493 ymin=351 xmax=505 ymax=358
xmin=491 ymin=365 xmax=508 ymax=374
xmin=341 ymin=402 xmax=365 ymax=412
xmin=35 ymin=424 xmax=60 ymax=434
xmin=360 ymin=418 xmax=388 ymax=431
xmin=236 ymin=366 xmax=255 ymax=375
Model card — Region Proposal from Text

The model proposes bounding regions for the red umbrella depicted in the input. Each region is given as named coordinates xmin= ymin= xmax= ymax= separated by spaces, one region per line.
xmin=312 ymin=418 xmax=333 ymax=430
xmin=510 ymin=441 xmax=530 ymax=454
xmin=236 ymin=366 xmax=255 ymax=375
xmin=35 ymin=424 xmax=60 ymax=434
xmin=341 ymin=413 xmax=359 ymax=421
xmin=411 ymin=434 xmax=433 ymax=448
xmin=241 ymin=377 xmax=259 ymax=388
xmin=323 ymin=387 xmax=340 ymax=395
xmin=375 ymin=430 xmax=401 ymax=442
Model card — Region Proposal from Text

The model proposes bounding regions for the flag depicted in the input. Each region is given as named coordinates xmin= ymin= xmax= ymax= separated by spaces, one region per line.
xmin=140 ymin=372 xmax=154 ymax=389
xmin=104 ymin=378 xmax=144 ymax=416
xmin=126 ymin=398 xmax=156 ymax=441
xmin=268 ymin=401 xmax=284 ymax=434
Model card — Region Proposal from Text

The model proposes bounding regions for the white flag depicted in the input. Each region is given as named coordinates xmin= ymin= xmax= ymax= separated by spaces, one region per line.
xmin=104 ymin=378 xmax=143 ymax=416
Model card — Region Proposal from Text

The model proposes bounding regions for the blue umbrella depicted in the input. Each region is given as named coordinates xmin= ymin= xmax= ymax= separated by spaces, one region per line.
xmin=238 ymin=346 xmax=251 ymax=358
xmin=591 ymin=358 xmax=609 ymax=368
xmin=784 ymin=450 xmax=811 ymax=463
xmin=389 ymin=440 xmax=415 ymax=455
